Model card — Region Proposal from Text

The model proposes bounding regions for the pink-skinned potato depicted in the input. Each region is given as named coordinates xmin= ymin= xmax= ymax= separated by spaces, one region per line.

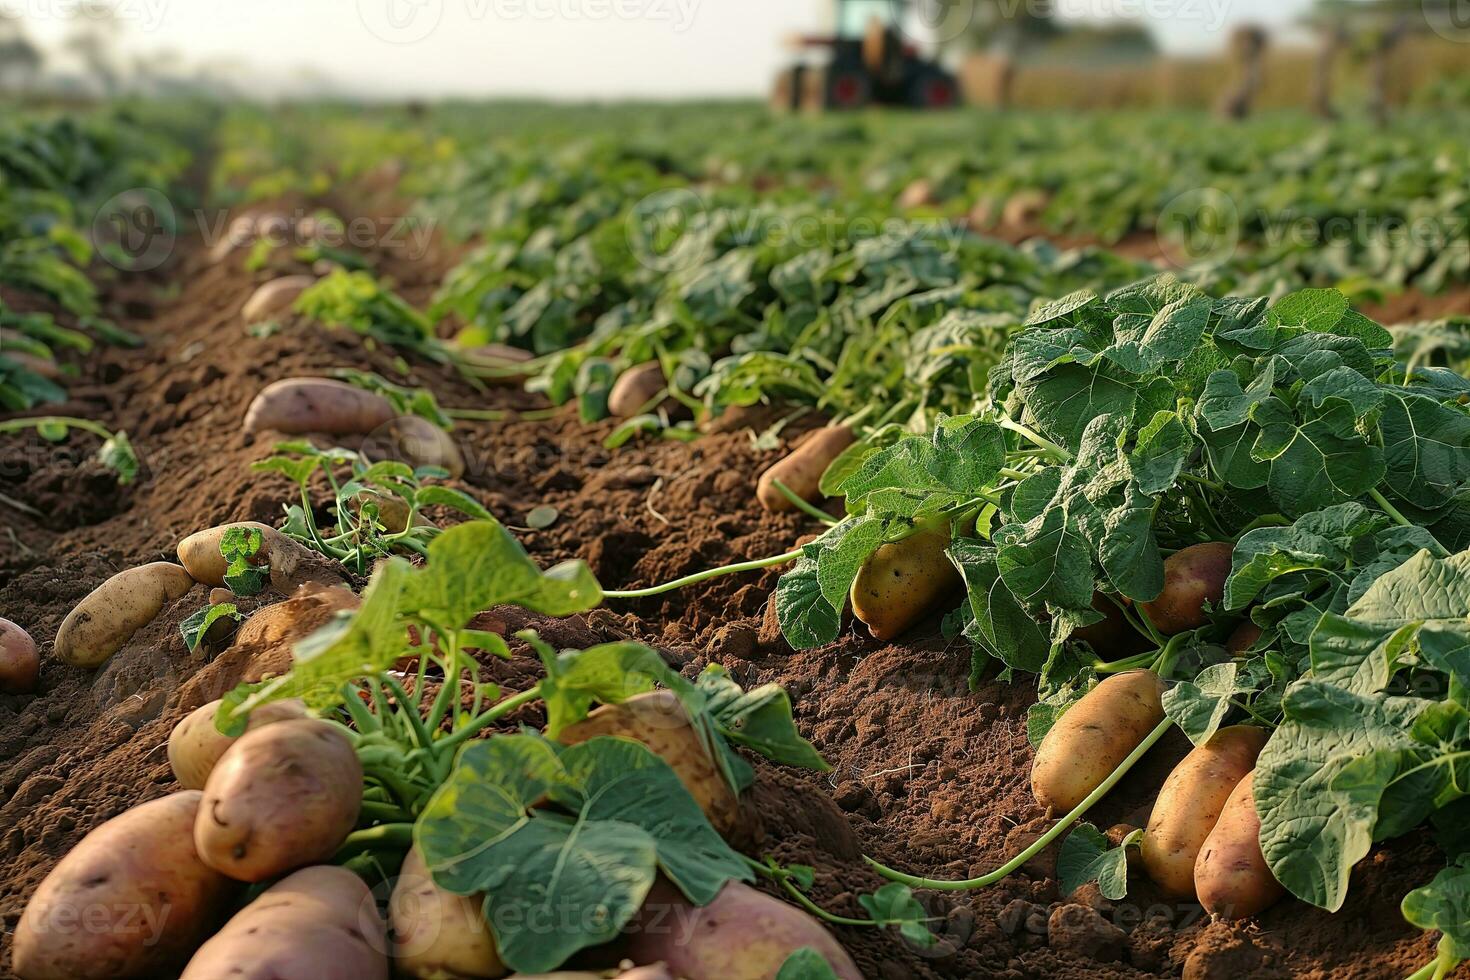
xmin=1031 ymin=670 xmax=1165 ymax=813
xmin=195 ymin=718 xmax=362 ymax=882
xmin=12 ymin=792 xmax=238 ymax=980
xmin=756 ymin=425 xmax=855 ymax=512
xmin=243 ymin=377 xmax=397 ymax=435
xmin=1141 ymin=542 xmax=1234 ymax=635
xmin=1194 ymin=772 xmax=1286 ymax=919
xmin=1227 ymin=620 xmax=1264 ymax=656
xmin=555 ymin=691 xmax=745 ymax=844
xmin=608 ymin=361 xmax=666 ymax=417
xmin=849 ymin=523 xmax=960 ymax=641
xmin=54 ymin=562 xmax=196 ymax=668
xmin=168 ymin=697 xmax=309 ymax=791
xmin=621 ymin=879 xmax=861 ymax=980
xmin=181 ymin=866 xmax=387 ymax=979
xmin=0 ymin=616 xmax=39 ymax=694
xmin=1140 ymin=725 xmax=1268 ymax=898
xmin=391 ymin=845 xmax=507 ymax=979
xmin=242 ymin=274 xmax=315 ymax=323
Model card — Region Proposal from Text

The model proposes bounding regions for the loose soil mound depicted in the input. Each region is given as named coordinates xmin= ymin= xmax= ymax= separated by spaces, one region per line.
xmin=0 ymin=210 xmax=1447 ymax=979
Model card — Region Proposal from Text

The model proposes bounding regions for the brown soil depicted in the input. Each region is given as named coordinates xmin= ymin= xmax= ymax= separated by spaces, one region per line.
xmin=0 ymin=198 xmax=1448 ymax=980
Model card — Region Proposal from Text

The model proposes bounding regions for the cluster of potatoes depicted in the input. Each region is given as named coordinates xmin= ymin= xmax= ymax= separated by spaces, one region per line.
xmin=244 ymin=376 xmax=466 ymax=479
xmin=1031 ymin=543 xmax=1285 ymax=918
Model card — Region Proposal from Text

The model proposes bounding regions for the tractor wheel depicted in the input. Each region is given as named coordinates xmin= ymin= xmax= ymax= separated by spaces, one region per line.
xmin=820 ymin=68 xmax=871 ymax=111
xmin=908 ymin=69 xmax=960 ymax=110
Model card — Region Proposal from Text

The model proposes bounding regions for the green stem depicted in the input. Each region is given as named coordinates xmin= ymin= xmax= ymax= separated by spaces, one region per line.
xmin=865 ymin=716 xmax=1173 ymax=891
xmin=1179 ymin=472 xmax=1226 ymax=494
xmin=999 ymin=417 xmax=1070 ymax=462
xmin=381 ymin=674 xmax=434 ymax=752
xmin=1370 ymin=488 xmax=1414 ymax=529
xmin=448 ymin=407 xmax=559 ymax=422
xmin=745 ymin=858 xmax=887 ymax=929
xmin=603 ymin=549 xmax=804 ymax=600
xmin=432 ymin=685 xmax=544 ymax=757
xmin=1092 ymin=651 xmax=1157 ymax=674
xmin=332 ymin=823 xmax=416 ymax=863
xmin=1151 ymin=632 xmax=1190 ymax=680
xmin=359 ymin=800 xmax=412 ymax=823
xmin=0 ymin=416 xmax=117 ymax=441
xmin=772 ymin=479 xmax=839 ymax=526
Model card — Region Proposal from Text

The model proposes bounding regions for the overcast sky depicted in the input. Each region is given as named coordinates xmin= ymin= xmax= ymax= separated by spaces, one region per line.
xmin=12 ymin=0 xmax=1316 ymax=99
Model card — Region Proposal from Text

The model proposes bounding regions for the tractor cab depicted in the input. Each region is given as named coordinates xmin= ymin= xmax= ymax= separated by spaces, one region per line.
xmin=772 ymin=0 xmax=961 ymax=112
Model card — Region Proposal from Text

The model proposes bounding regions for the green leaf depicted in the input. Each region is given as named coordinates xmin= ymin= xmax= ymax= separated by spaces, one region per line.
xmin=950 ymin=538 xmax=1050 ymax=675
xmin=179 ymin=602 xmax=241 ymax=652
xmin=413 ymin=485 xmax=496 ymax=522
xmin=418 ymin=734 xmax=750 ymax=973
xmin=777 ymin=949 xmax=841 ymax=980
xmin=1058 ymin=823 xmax=1140 ymax=900
xmin=839 ymin=415 xmax=1003 ymax=518
xmin=1129 ymin=411 xmax=1189 ymax=495
xmin=220 ymin=526 xmax=270 ymax=596
xmin=1162 ymin=663 xmax=1245 ymax=745
xmin=696 ymin=664 xmax=829 ymax=772
xmin=1402 ymin=859 xmax=1470 ymax=961
xmin=858 ymin=882 xmax=937 ymax=949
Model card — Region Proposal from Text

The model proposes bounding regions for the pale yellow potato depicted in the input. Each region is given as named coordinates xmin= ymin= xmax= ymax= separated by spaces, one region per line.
xmin=756 ymin=425 xmax=855 ymax=512
xmin=607 ymin=361 xmax=666 ymax=417
xmin=0 ymin=616 xmax=39 ymax=694
xmin=242 ymin=274 xmax=315 ymax=323
xmin=1030 ymin=670 xmax=1165 ymax=813
xmin=243 ymin=377 xmax=397 ymax=435
xmin=12 ymin=792 xmax=237 ymax=980
xmin=1195 ymin=772 xmax=1286 ymax=919
xmin=1140 ymin=725 xmax=1268 ymax=898
xmin=167 ymin=698 xmax=309 ymax=791
xmin=849 ymin=524 xmax=960 ymax=641
xmin=181 ymin=866 xmax=387 ymax=979
xmin=556 ymin=691 xmax=740 ymax=841
xmin=54 ymin=563 xmax=196 ymax=668
xmin=391 ymin=846 xmax=506 ymax=980
xmin=623 ymin=880 xmax=861 ymax=980
xmin=177 ymin=521 xmax=287 ymax=588
xmin=195 ymin=719 xmax=362 ymax=882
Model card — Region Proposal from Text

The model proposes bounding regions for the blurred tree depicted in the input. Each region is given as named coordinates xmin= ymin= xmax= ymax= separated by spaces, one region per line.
xmin=64 ymin=1 xmax=123 ymax=95
xmin=0 ymin=12 xmax=44 ymax=92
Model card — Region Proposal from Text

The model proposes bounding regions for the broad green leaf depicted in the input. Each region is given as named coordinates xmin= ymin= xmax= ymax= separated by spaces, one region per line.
xmin=696 ymin=665 xmax=829 ymax=772
xmin=1162 ymin=663 xmax=1244 ymax=745
xmin=950 ymin=538 xmax=1050 ymax=675
xmin=1402 ymin=859 xmax=1470 ymax=960
xmin=777 ymin=949 xmax=841 ymax=980
xmin=1058 ymin=823 xmax=1140 ymax=900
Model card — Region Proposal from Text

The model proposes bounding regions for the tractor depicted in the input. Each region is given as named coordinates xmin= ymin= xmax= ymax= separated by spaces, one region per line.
xmin=772 ymin=0 xmax=961 ymax=112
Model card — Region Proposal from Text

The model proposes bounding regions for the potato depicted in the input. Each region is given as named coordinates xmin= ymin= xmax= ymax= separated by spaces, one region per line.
xmin=1031 ymin=670 xmax=1165 ymax=813
xmin=1070 ymin=592 xmax=1146 ymax=653
xmin=1140 ymin=725 xmax=1268 ymax=898
xmin=168 ymin=697 xmax=309 ymax=791
xmin=242 ymin=274 xmax=315 ymax=323
xmin=54 ymin=562 xmax=195 ymax=668
xmin=358 ymin=494 xmax=436 ymax=535
xmin=1227 ymin=621 xmax=1263 ymax=656
xmin=755 ymin=425 xmax=855 ymax=512
xmin=897 ymin=178 xmax=936 ymax=210
xmin=0 ymin=616 xmax=39 ymax=694
xmin=509 ymin=970 xmax=672 ymax=980
xmin=1141 ymin=542 xmax=1233 ymax=635
xmin=1001 ymin=189 xmax=1049 ymax=229
xmin=181 ymin=865 xmax=387 ymax=979
xmin=12 ymin=792 xmax=237 ymax=980
xmin=608 ymin=361 xmax=666 ymax=417
xmin=556 ymin=691 xmax=740 ymax=841
xmin=196 ymin=718 xmax=362 ymax=882
xmin=243 ymin=377 xmax=397 ymax=435
xmin=621 ymin=880 xmax=861 ymax=980
xmin=363 ymin=414 xmax=466 ymax=478
xmin=1195 ymin=771 xmax=1285 ymax=919
xmin=849 ymin=523 xmax=960 ymax=641
xmin=391 ymin=845 xmax=506 ymax=979
xmin=178 ymin=521 xmax=292 ymax=588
